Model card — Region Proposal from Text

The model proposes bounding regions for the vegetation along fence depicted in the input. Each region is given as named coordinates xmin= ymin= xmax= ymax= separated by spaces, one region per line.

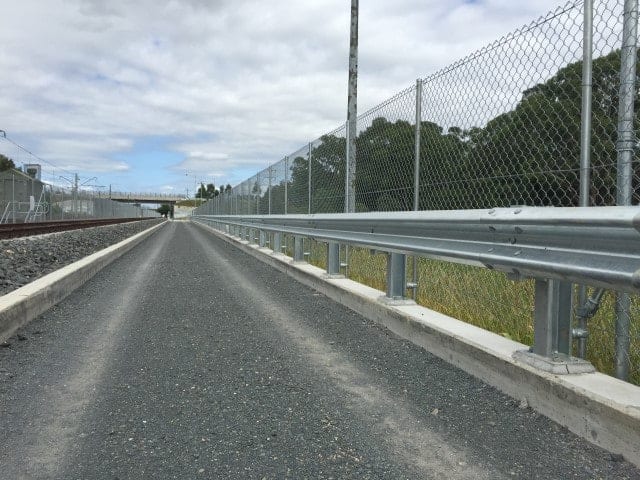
xmin=194 ymin=0 xmax=640 ymax=385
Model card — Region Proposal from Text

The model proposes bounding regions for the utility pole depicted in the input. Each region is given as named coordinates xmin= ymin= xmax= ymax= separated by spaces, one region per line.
xmin=346 ymin=0 xmax=358 ymax=213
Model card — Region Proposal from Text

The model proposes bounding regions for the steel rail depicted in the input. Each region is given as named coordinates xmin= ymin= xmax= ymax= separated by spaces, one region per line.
xmin=193 ymin=206 xmax=640 ymax=295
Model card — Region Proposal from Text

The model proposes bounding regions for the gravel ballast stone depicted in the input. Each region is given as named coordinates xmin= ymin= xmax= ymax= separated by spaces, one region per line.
xmin=0 ymin=218 xmax=164 ymax=296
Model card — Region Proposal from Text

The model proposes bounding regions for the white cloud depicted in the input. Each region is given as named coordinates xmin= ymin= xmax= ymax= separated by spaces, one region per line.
xmin=0 ymin=0 xmax=576 ymax=191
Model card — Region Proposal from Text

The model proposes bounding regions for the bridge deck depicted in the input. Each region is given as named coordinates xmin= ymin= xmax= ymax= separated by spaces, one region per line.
xmin=109 ymin=192 xmax=185 ymax=203
xmin=0 ymin=222 xmax=637 ymax=478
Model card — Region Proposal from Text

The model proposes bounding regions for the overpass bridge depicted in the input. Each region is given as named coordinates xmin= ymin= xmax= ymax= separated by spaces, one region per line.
xmin=108 ymin=191 xmax=185 ymax=204
xmin=0 ymin=218 xmax=639 ymax=478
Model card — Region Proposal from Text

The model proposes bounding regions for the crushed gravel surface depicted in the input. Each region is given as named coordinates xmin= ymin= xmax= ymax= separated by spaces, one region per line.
xmin=0 ymin=218 xmax=164 ymax=296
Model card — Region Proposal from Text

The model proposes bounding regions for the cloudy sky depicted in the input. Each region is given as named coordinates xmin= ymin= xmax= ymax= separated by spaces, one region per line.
xmin=0 ymin=0 xmax=564 ymax=196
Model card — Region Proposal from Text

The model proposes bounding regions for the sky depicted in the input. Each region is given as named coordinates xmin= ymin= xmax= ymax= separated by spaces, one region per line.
xmin=0 ymin=0 xmax=565 ymax=197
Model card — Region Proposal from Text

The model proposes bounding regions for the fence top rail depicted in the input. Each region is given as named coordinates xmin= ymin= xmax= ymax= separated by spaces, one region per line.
xmin=193 ymin=206 xmax=640 ymax=294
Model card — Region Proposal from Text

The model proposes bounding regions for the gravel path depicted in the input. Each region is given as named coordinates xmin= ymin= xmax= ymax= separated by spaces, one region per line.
xmin=0 ymin=221 xmax=637 ymax=478
xmin=0 ymin=218 xmax=164 ymax=295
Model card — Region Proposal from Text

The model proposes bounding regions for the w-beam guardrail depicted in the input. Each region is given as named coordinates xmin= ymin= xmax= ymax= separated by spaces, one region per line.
xmin=193 ymin=206 xmax=640 ymax=373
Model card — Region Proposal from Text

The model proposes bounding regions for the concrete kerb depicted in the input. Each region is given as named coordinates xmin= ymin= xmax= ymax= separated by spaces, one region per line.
xmin=193 ymin=220 xmax=640 ymax=467
xmin=0 ymin=220 xmax=168 ymax=343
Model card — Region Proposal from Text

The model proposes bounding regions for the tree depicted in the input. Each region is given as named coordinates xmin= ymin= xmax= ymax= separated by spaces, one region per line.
xmin=355 ymin=117 xmax=415 ymax=211
xmin=288 ymin=155 xmax=311 ymax=213
xmin=469 ymin=49 xmax=637 ymax=207
xmin=0 ymin=154 xmax=15 ymax=172
xmin=157 ymin=204 xmax=171 ymax=216
xmin=195 ymin=183 xmax=218 ymax=200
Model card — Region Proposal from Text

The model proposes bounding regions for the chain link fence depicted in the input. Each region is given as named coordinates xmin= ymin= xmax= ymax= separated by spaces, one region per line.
xmin=209 ymin=1 xmax=636 ymax=215
xmin=0 ymin=138 xmax=160 ymax=222
xmin=198 ymin=0 xmax=639 ymax=384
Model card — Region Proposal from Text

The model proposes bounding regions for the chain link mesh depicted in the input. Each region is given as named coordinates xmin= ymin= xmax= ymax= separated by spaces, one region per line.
xmin=355 ymin=86 xmax=417 ymax=212
xmin=225 ymin=1 xmax=636 ymax=214
xmin=310 ymin=126 xmax=347 ymax=213
xmin=418 ymin=0 xmax=631 ymax=209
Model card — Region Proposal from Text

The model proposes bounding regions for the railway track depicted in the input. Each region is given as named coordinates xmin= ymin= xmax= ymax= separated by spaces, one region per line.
xmin=0 ymin=218 xmax=146 ymax=240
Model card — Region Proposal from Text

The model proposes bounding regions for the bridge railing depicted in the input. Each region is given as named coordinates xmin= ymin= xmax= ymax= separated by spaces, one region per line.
xmin=108 ymin=192 xmax=185 ymax=202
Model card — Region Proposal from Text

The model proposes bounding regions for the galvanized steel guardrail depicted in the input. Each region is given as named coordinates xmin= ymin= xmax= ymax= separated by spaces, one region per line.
xmin=192 ymin=206 xmax=640 ymax=373
xmin=194 ymin=207 xmax=640 ymax=294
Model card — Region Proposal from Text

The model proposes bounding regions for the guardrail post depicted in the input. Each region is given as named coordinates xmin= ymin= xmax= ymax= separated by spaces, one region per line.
xmin=386 ymin=253 xmax=407 ymax=300
xmin=532 ymin=279 xmax=573 ymax=358
xmin=327 ymin=242 xmax=341 ymax=276
xmin=273 ymin=232 xmax=282 ymax=254
xmin=293 ymin=236 xmax=304 ymax=262
xmin=259 ymin=230 xmax=266 ymax=248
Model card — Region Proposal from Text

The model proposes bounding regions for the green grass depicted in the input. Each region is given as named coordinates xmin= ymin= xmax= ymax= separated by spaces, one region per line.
xmin=280 ymin=235 xmax=639 ymax=385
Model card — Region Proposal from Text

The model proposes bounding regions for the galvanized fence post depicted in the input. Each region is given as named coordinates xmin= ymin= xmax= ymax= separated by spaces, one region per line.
xmin=344 ymin=121 xmax=351 ymax=278
xmin=614 ymin=0 xmax=638 ymax=381
xmin=410 ymin=78 xmax=423 ymax=301
xmin=256 ymin=173 xmax=261 ymax=215
xmin=268 ymin=165 xmax=272 ymax=215
xmin=284 ymin=156 xmax=289 ymax=215
xmin=308 ymin=142 xmax=312 ymax=214
xmin=12 ymin=173 xmax=15 ymax=223
xmin=575 ymin=0 xmax=594 ymax=359
xmin=246 ymin=185 xmax=250 ymax=215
